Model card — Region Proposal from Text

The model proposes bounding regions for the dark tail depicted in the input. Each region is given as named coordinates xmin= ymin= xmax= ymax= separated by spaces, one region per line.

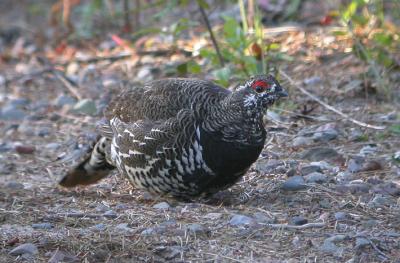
xmin=59 ymin=137 xmax=115 ymax=187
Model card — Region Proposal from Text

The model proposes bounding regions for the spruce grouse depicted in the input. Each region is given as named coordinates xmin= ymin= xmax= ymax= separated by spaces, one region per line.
xmin=60 ymin=75 xmax=288 ymax=198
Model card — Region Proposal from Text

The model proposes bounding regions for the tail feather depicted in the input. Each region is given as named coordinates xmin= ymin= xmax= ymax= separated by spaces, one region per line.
xmin=59 ymin=137 xmax=115 ymax=187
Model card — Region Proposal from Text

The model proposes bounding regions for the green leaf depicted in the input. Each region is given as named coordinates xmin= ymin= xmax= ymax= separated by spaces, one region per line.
xmin=187 ymin=61 xmax=202 ymax=74
xmin=389 ymin=124 xmax=400 ymax=135
xmin=268 ymin=43 xmax=280 ymax=50
xmin=343 ymin=1 xmax=358 ymax=21
xmin=176 ymin=63 xmax=188 ymax=75
xmin=373 ymin=33 xmax=393 ymax=46
xmin=213 ymin=67 xmax=231 ymax=87
xmin=332 ymin=30 xmax=348 ymax=36
xmin=196 ymin=0 xmax=210 ymax=9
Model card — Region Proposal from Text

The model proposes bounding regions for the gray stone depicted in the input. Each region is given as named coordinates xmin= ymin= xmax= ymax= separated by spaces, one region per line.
xmin=300 ymin=165 xmax=322 ymax=176
xmin=347 ymin=182 xmax=371 ymax=194
xmin=253 ymin=212 xmax=275 ymax=224
xmin=281 ymin=176 xmax=307 ymax=191
xmin=91 ymin=223 xmax=106 ymax=232
xmin=72 ymin=99 xmax=97 ymax=116
xmin=334 ymin=212 xmax=349 ymax=221
xmin=394 ymin=151 xmax=400 ymax=161
xmin=141 ymin=227 xmax=156 ymax=235
xmin=310 ymin=161 xmax=333 ymax=170
xmin=103 ymin=210 xmax=117 ymax=218
xmin=300 ymin=147 xmax=342 ymax=162
xmin=115 ymin=223 xmax=133 ymax=232
xmin=55 ymin=94 xmax=77 ymax=107
xmin=6 ymin=181 xmax=24 ymax=189
xmin=360 ymin=145 xmax=378 ymax=156
xmin=336 ymin=171 xmax=353 ymax=182
xmin=347 ymin=156 xmax=365 ymax=173
xmin=255 ymin=159 xmax=284 ymax=173
xmin=48 ymin=250 xmax=79 ymax=263
xmin=153 ymin=202 xmax=170 ymax=210
xmin=320 ymin=235 xmax=347 ymax=256
xmin=9 ymin=243 xmax=38 ymax=256
xmin=136 ymin=66 xmax=153 ymax=81
xmin=95 ymin=203 xmax=110 ymax=212
xmin=45 ymin=143 xmax=61 ymax=150
xmin=368 ymin=195 xmax=394 ymax=208
xmin=8 ymin=98 xmax=30 ymax=107
xmin=32 ymin=223 xmax=53 ymax=229
xmin=355 ymin=237 xmax=370 ymax=249
xmin=312 ymin=128 xmax=338 ymax=142
xmin=362 ymin=219 xmax=378 ymax=228
xmin=0 ymin=106 xmax=27 ymax=120
xmin=290 ymin=216 xmax=308 ymax=226
xmin=304 ymin=172 xmax=327 ymax=184
xmin=292 ymin=136 xmax=313 ymax=147
xmin=304 ymin=76 xmax=322 ymax=86
xmin=185 ymin=223 xmax=207 ymax=234
xmin=204 ymin=212 xmax=222 ymax=220
xmin=372 ymin=182 xmax=400 ymax=196
xmin=229 ymin=214 xmax=255 ymax=226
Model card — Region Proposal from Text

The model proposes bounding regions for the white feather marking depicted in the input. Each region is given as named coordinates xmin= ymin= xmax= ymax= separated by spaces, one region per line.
xmin=128 ymin=149 xmax=144 ymax=155
xmin=243 ymin=94 xmax=257 ymax=107
xmin=144 ymin=136 xmax=156 ymax=140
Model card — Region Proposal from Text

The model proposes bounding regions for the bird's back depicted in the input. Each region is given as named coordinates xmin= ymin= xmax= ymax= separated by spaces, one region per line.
xmin=105 ymin=78 xmax=231 ymax=123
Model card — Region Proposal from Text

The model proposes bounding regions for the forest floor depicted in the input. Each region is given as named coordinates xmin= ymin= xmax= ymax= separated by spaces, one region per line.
xmin=1 ymin=2 xmax=400 ymax=263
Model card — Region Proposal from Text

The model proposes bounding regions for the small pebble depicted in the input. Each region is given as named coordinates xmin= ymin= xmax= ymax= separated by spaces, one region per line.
xmin=355 ymin=237 xmax=370 ymax=249
xmin=204 ymin=213 xmax=222 ymax=220
xmin=15 ymin=145 xmax=35 ymax=154
xmin=91 ymin=223 xmax=106 ymax=232
xmin=103 ymin=210 xmax=117 ymax=218
xmin=334 ymin=212 xmax=348 ymax=221
xmin=115 ymin=223 xmax=133 ymax=232
xmin=153 ymin=202 xmax=170 ymax=210
xmin=281 ymin=176 xmax=307 ymax=191
xmin=185 ymin=223 xmax=207 ymax=234
xmin=141 ymin=227 xmax=156 ymax=235
xmin=290 ymin=216 xmax=308 ymax=226
xmin=6 ymin=181 xmax=24 ymax=189
xmin=292 ymin=136 xmax=313 ymax=147
xmin=300 ymin=165 xmax=322 ymax=176
xmin=9 ymin=243 xmax=38 ymax=256
xmin=304 ymin=172 xmax=327 ymax=184
xmin=32 ymin=223 xmax=53 ymax=229
xmin=72 ymin=99 xmax=97 ymax=116
xmin=229 ymin=214 xmax=255 ymax=226
xmin=312 ymin=128 xmax=338 ymax=142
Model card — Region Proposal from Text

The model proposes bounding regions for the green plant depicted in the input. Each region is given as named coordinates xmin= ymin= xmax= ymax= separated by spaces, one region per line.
xmin=337 ymin=0 xmax=399 ymax=96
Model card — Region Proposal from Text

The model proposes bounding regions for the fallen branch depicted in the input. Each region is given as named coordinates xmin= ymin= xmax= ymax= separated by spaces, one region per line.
xmin=198 ymin=2 xmax=224 ymax=67
xmin=279 ymin=70 xmax=386 ymax=130
xmin=51 ymin=70 xmax=82 ymax=100
xmin=263 ymin=222 xmax=325 ymax=230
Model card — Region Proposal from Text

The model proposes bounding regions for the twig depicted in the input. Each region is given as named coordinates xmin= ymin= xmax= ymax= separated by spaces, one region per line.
xmin=262 ymin=222 xmax=326 ymax=230
xmin=203 ymin=252 xmax=244 ymax=262
xmin=279 ymin=70 xmax=386 ymax=130
xmin=198 ymin=2 xmax=224 ymax=67
xmin=52 ymin=70 xmax=82 ymax=100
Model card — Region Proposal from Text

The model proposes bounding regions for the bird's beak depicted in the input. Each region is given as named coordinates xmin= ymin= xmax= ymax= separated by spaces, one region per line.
xmin=277 ymin=88 xmax=288 ymax=98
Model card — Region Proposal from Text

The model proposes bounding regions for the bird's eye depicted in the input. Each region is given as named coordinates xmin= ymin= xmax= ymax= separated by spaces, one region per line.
xmin=251 ymin=80 xmax=269 ymax=93
xmin=255 ymin=86 xmax=264 ymax=93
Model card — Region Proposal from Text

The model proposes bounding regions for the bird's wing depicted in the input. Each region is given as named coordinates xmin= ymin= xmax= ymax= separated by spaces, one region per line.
xmin=104 ymin=78 xmax=230 ymax=123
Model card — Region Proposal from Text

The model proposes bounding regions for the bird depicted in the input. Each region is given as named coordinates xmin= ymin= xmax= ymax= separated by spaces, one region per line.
xmin=59 ymin=75 xmax=288 ymax=198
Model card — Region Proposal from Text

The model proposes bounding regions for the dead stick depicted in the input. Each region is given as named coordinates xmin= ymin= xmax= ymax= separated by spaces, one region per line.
xmin=263 ymin=222 xmax=325 ymax=230
xmin=52 ymin=70 xmax=82 ymax=100
xmin=198 ymin=2 xmax=224 ymax=67
xmin=279 ymin=70 xmax=386 ymax=130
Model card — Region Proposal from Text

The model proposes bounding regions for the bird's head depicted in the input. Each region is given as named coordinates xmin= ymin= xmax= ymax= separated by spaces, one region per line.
xmin=241 ymin=74 xmax=288 ymax=111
